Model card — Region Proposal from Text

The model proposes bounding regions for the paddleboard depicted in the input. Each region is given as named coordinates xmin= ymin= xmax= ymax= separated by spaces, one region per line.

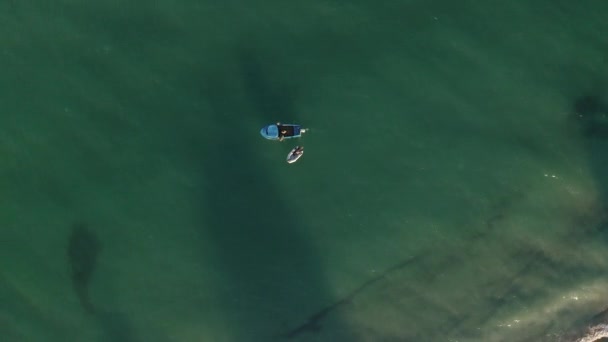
xmin=287 ymin=146 xmax=304 ymax=164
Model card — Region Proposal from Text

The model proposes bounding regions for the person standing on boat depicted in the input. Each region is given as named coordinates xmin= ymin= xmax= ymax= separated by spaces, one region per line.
xmin=277 ymin=122 xmax=287 ymax=141
xmin=279 ymin=130 xmax=288 ymax=141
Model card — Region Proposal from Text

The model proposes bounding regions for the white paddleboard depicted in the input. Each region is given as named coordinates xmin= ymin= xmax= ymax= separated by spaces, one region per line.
xmin=286 ymin=146 xmax=304 ymax=164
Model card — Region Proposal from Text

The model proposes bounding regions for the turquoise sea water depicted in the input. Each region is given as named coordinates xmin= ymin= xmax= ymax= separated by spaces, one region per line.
xmin=1 ymin=1 xmax=608 ymax=341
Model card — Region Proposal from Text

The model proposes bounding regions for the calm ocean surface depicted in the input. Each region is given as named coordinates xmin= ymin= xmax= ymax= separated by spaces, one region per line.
xmin=1 ymin=1 xmax=608 ymax=341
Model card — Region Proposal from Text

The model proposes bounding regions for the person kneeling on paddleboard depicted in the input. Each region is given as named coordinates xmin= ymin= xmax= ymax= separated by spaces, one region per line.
xmin=287 ymin=146 xmax=304 ymax=164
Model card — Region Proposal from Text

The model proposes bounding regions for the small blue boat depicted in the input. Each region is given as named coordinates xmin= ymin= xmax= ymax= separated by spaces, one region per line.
xmin=260 ymin=123 xmax=306 ymax=141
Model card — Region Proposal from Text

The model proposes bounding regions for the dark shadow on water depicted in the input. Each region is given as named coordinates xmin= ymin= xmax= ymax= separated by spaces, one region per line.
xmin=280 ymin=256 xmax=421 ymax=339
xmin=68 ymin=222 xmax=101 ymax=314
xmin=67 ymin=223 xmax=140 ymax=342
xmin=238 ymin=46 xmax=301 ymax=123
xmin=570 ymin=91 xmax=608 ymax=230
xmin=564 ymin=87 xmax=608 ymax=340
xmin=572 ymin=95 xmax=608 ymax=139
xmin=185 ymin=44 xmax=354 ymax=340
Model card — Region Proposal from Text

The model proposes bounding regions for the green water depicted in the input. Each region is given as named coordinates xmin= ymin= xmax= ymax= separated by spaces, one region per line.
xmin=1 ymin=1 xmax=608 ymax=341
